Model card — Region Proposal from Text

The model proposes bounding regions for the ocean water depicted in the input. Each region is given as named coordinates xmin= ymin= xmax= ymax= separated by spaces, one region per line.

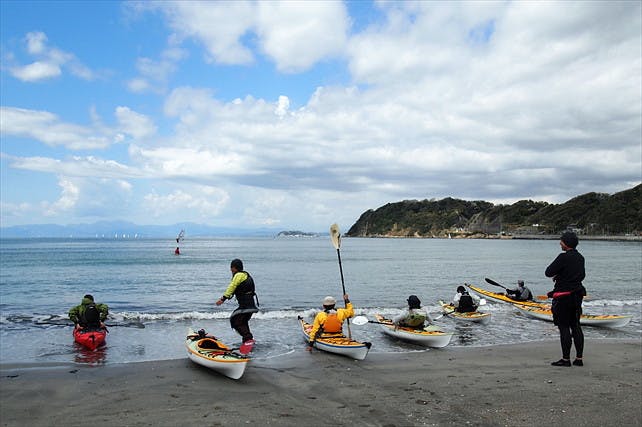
xmin=1 ymin=237 xmax=640 ymax=365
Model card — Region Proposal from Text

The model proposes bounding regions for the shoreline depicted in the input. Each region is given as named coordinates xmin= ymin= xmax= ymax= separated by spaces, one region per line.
xmin=2 ymin=339 xmax=640 ymax=426
xmin=348 ymin=234 xmax=642 ymax=241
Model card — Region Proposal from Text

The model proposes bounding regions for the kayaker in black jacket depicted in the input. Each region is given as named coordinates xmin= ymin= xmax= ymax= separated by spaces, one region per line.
xmin=545 ymin=231 xmax=586 ymax=367
xmin=452 ymin=286 xmax=479 ymax=313
xmin=216 ymin=259 xmax=259 ymax=355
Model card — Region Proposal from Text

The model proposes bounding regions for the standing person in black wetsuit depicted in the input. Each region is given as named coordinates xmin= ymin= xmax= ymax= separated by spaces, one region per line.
xmin=215 ymin=259 xmax=259 ymax=354
xmin=545 ymin=231 xmax=586 ymax=367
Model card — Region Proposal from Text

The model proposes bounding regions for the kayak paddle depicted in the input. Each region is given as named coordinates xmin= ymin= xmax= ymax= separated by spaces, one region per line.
xmin=330 ymin=223 xmax=351 ymax=339
xmin=484 ymin=277 xmax=508 ymax=290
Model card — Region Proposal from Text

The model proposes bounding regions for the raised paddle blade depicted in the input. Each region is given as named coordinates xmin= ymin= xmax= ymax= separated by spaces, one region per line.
xmin=330 ymin=223 xmax=341 ymax=250
xmin=484 ymin=278 xmax=507 ymax=290
xmin=352 ymin=315 xmax=369 ymax=326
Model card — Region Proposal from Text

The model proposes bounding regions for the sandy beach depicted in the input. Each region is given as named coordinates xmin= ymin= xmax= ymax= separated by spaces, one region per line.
xmin=1 ymin=339 xmax=640 ymax=427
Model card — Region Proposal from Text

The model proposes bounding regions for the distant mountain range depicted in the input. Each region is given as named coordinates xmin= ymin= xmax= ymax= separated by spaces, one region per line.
xmin=0 ymin=221 xmax=284 ymax=239
xmin=346 ymin=184 xmax=641 ymax=238
xmin=3 ymin=185 xmax=640 ymax=239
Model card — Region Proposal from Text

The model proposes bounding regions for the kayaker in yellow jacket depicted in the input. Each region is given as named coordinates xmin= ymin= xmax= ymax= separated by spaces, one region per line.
xmin=306 ymin=294 xmax=353 ymax=351
xmin=215 ymin=259 xmax=259 ymax=355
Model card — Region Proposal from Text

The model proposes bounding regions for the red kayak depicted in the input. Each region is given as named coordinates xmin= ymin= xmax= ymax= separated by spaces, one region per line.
xmin=73 ymin=328 xmax=107 ymax=350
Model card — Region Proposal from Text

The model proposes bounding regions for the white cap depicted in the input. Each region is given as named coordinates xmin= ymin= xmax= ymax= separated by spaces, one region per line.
xmin=323 ymin=296 xmax=336 ymax=306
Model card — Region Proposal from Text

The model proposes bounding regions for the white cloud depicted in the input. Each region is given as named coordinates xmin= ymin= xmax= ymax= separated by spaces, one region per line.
xmin=2 ymin=1 xmax=640 ymax=229
xmin=1 ymin=106 xmax=157 ymax=150
xmin=147 ymin=0 xmax=255 ymax=65
xmin=255 ymin=1 xmax=349 ymax=72
xmin=143 ymin=186 xmax=230 ymax=220
xmin=8 ymin=31 xmax=95 ymax=82
xmin=126 ymin=45 xmax=188 ymax=94
xmin=10 ymin=60 xmax=61 ymax=81
xmin=115 ymin=107 xmax=157 ymax=140
xmin=43 ymin=177 xmax=80 ymax=216
xmin=25 ymin=31 xmax=47 ymax=54
xmin=134 ymin=1 xmax=348 ymax=72
xmin=0 ymin=107 xmax=110 ymax=150
xmin=4 ymin=153 xmax=142 ymax=180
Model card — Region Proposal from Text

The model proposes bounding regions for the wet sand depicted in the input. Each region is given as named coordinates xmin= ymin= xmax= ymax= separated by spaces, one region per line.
xmin=1 ymin=339 xmax=640 ymax=426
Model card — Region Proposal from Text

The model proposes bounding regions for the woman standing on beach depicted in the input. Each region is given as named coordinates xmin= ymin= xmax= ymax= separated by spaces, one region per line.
xmin=545 ymin=231 xmax=586 ymax=367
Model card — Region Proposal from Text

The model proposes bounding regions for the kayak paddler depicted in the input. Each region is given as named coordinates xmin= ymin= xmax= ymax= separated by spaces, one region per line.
xmin=306 ymin=294 xmax=353 ymax=351
xmin=68 ymin=294 xmax=109 ymax=331
xmin=452 ymin=285 xmax=480 ymax=313
xmin=392 ymin=295 xmax=431 ymax=329
xmin=505 ymin=280 xmax=533 ymax=301
xmin=215 ymin=259 xmax=259 ymax=355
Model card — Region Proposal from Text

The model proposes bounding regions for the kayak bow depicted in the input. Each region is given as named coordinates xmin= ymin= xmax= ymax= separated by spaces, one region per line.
xmin=186 ymin=328 xmax=249 ymax=380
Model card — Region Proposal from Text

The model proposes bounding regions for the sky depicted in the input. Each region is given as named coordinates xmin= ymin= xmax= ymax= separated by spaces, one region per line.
xmin=1 ymin=1 xmax=640 ymax=232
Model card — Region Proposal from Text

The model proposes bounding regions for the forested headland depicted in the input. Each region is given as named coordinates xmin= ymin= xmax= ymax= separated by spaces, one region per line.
xmin=346 ymin=184 xmax=641 ymax=239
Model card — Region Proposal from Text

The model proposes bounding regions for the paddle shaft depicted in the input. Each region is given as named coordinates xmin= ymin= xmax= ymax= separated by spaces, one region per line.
xmin=329 ymin=223 xmax=351 ymax=339
xmin=484 ymin=278 xmax=508 ymax=290
xmin=335 ymin=247 xmax=352 ymax=339
xmin=367 ymin=320 xmax=392 ymax=325
xmin=336 ymin=248 xmax=346 ymax=296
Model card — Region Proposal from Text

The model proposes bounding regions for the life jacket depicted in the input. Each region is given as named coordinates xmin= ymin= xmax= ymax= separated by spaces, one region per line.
xmin=401 ymin=310 xmax=426 ymax=328
xmin=321 ymin=310 xmax=342 ymax=333
xmin=233 ymin=272 xmax=259 ymax=309
xmin=456 ymin=292 xmax=476 ymax=313
xmin=81 ymin=303 xmax=101 ymax=328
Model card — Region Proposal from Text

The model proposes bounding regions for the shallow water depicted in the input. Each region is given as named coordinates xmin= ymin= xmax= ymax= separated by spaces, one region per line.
xmin=1 ymin=237 xmax=640 ymax=365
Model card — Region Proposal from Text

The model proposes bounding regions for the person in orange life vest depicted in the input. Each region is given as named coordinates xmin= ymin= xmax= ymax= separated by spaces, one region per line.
xmin=215 ymin=259 xmax=259 ymax=352
xmin=306 ymin=294 xmax=353 ymax=351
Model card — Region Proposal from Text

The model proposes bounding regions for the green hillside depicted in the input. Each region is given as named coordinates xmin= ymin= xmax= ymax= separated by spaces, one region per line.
xmin=346 ymin=184 xmax=641 ymax=238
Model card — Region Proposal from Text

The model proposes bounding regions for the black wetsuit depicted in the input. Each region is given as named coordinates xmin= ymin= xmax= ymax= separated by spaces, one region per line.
xmin=545 ymin=249 xmax=585 ymax=359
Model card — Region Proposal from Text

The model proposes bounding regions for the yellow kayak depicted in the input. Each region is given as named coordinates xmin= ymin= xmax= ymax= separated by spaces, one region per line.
xmin=513 ymin=304 xmax=632 ymax=328
xmin=438 ymin=301 xmax=491 ymax=324
xmin=467 ymin=284 xmax=548 ymax=308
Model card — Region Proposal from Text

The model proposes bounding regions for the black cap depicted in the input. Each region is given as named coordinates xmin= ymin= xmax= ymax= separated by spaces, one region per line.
xmin=457 ymin=285 xmax=466 ymax=293
xmin=407 ymin=295 xmax=421 ymax=308
xmin=561 ymin=231 xmax=579 ymax=249
xmin=230 ymin=259 xmax=243 ymax=270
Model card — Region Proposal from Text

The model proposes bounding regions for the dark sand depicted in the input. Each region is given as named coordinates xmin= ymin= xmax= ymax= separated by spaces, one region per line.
xmin=1 ymin=339 xmax=640 ymax=427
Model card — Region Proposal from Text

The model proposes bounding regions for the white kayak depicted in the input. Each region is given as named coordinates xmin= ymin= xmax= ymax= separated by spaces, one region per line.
xmin=373 ymin=314 xmax=453 ymax=348
xmin=438 ymin=301 xmax=491 ymax=324
xmin=299 ymin=316 xmax=371 ymax=360
xmin=185 ymin=328 xmax=250 ymax=380
xmin=512 ymin=304 xmax=633 ymax=328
